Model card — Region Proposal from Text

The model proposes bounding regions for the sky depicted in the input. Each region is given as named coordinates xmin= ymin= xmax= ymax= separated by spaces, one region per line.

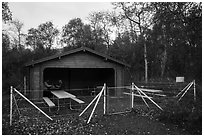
xmin=9 ymin=2 xmax=114 ymax=33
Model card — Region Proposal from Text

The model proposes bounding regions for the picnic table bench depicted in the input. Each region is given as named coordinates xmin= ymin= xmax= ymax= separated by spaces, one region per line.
xmin=71 ymin=97 xmax=85 ymax=104
xmin=43 ymin=97 xmax=55 ymax=112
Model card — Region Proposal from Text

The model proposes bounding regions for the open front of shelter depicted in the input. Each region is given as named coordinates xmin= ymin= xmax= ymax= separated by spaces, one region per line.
xmin=25 ymin=47 xmax=130 ymax=100
xmin=43 ymin=67 xmax=114 ymax=95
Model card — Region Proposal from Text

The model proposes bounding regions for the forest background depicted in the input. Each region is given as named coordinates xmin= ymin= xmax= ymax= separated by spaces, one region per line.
xmin=2 ymin=2 xmax=202 ymax=93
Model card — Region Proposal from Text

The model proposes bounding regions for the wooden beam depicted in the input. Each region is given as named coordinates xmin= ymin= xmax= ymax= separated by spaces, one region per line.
xmin=140 ymin=88 xmax=163 ymax=93
xmin=133 ymin=84 xmax=163 ymax=111
xmin=123 ymin=92 xmax=153 ymax=98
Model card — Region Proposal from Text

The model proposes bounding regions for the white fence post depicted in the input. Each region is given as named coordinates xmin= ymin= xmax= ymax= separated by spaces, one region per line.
xmin=10 ymin=86 xmax=13 ymax=126
xmin=103 ymin=83 xmax=106 ymax=115
xmin=193 ymin=80 xmax=196 ymax=102
xmin=131 ymin=83 xmax=134 ymax=109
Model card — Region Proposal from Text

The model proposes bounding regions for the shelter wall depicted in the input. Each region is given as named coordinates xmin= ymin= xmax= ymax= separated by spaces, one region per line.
xmin=29 ymin=65 xmax=43 ymax=99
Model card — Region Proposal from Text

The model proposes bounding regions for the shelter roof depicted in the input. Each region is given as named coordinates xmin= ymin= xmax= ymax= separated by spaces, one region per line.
xmin=25 ymin=47 xmax=130 ymax=67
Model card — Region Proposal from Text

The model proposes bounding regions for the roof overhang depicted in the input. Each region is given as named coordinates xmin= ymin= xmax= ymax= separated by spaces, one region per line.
xmin=25 ymin=47 xmax=130 ymax=68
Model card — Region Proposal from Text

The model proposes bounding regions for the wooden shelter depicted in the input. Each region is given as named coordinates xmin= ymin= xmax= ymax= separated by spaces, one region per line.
xmin=25 ymin=47 xmax=130 ymax=100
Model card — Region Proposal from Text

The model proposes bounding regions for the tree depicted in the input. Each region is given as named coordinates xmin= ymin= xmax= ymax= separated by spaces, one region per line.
xmin=2 ymin=33 xmax=10 ymax=52
xmin=81 ymin=24 xmax=95 ymax=49
xmin=2 ymin=2 xmax=12 ymax=51
xmin=61 ymin=18 xmax=95 ymax=50
xmin=151 ymin=2 xmax=184 ymax=78
xmin=25 ymin=21 xmax=59 ymax=61
xmin=26 ymin=21 xmax=59 ymax=51
xmin=26 ymin=28 xmax=41 ymax=50
xmin=38 ymin=21 xmax=59 ymax=50
xmin=151 ymin=2 xmax=202 ymax=80
xmin=113 ymin=2 xmax=155 ymax=82
xmin=88 ymin=11 xmax=115 ymax=54
xmin=2 ymin=2 xmax=12 ymax=23
xmin=11 ymin=19 xmax=24 ymax=50
xmin=62 ymin=18 xmax=84 ymax=47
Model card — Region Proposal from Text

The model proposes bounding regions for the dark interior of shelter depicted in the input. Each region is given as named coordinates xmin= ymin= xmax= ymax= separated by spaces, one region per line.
xmin=43 ymin=68 xmax=115 ymax=97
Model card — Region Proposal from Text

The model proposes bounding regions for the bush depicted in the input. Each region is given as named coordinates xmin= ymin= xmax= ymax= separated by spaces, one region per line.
xmin=157 ymin=97 xmax=202 ymax=134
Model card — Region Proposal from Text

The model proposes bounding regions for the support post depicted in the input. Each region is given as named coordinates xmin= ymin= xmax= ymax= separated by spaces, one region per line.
xmin=133 ymin=83 xmax=163 ymax=111
xmin=13 ymin=88 xmax=53 ymax=121
xmin=176 ymin=82 xmax=192 ymax=97
xmin=178 ymin=82 xmax=194 ymax=102
xmin=10 ymin=86 xmax=13 ymax=126
xmin=103 ymin=83 xmax=106 ymax=115
xmin=79 ymin=85 xmax=105 ymax=117
xmin=87 ymin=85 xmax=104 ymax=124
xmin=24 ymin=76 xmax=26 ymax=95
xmin=135 ymin=88 xmax=149 ymax=108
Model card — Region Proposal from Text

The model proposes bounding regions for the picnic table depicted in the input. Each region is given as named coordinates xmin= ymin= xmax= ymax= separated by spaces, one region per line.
xmin=51 ymin=90 xmax=84 ymax=110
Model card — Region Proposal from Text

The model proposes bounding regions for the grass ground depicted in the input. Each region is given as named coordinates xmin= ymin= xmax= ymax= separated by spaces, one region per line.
xmin=1 ymin=107 xmax=188 ymax=135
xmin=2 ymin=83 xmax=202 ymax=135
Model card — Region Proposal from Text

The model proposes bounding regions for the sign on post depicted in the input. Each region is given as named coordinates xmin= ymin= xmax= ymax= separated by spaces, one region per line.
xmin=176 ymin=77 xmax=184 ymax=82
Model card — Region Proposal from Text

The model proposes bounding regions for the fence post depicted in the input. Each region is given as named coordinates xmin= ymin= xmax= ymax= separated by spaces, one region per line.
xmin=10 ymin=86 xmax=13 ymax=126
xmin=193 ymin=80 xmax=196 ymax=102
xmin=131 ymin=83 xmax=134 ymax=109
xmin=104 ymin=83 xmax=106 ymax=115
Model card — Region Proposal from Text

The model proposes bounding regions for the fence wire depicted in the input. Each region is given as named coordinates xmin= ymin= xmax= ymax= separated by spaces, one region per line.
xmin=11 ymin=88 xmax=105 ymax=122
xmin=10 ymin=81 xmax=197 ymax=124
xmin=106 ymin=86 xmax=132 ymax=115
